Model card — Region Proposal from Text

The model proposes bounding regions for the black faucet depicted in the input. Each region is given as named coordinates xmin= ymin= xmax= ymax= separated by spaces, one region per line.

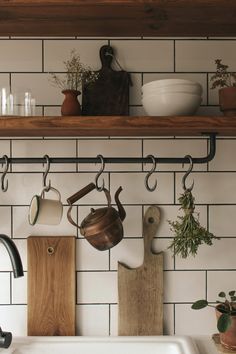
xmin=0 ymin=234 xmax=24 ymax=348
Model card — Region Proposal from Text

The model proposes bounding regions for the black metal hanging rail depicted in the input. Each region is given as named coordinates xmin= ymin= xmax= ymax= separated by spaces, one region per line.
xmin=0 ymin=133 xmax=216 ymax=165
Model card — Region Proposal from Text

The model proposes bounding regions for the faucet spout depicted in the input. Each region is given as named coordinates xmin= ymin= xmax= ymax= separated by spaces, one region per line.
xmin=0 ymin=234 xmax=23 ymax=278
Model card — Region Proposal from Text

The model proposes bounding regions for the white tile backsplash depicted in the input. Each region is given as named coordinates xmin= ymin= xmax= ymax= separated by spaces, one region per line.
xmin=207 ymin=271 xmax=236 ymax=302
xmin=175 ymin=239 xmax=236 ymax=270
xmin=11 ymin=73 xmax=63 ymax=105
xmin=209 ymin=139 xmax=236 ymax=171
xmin=76 ymin=239 xmax=109 ymax=271
xmin=0 ymin=273 xmax=10 ymax=303
xmin=176 ymin=172 xmax=236 ymax=204
xmin=0 ymin=40 xmax=42 ymax=72
xmin=110 ymin=40 xmax=174 ymax=72
xmin=78 ymin=139 xmax=142 ymax=171
xmin=175 ymin=304 xmax=216 ymax=335
xmin=77 ymin=272 xmax=117 ymax=304
xmin=12 ymin=139 xmax=76 ymax=172
xmin=209 ymin=205 xmax=236 ymax=237
xmin=44 ymin=40 xmax=107 ymax=71
xmin=176 ymin=40 xmax=236 ymax=72
xmin=76 ymin=305 xmax=109 ymax=335
xmin=12 ymin=272 xmax=27 ymax=304
xmin=164 ymin=271 xmax=205 ymax=302
xmin=143 ymin=139 xmax=208 ymax=171
xmin=0 ymin=306 xmax=27 ymax=336
xmin=0 ymin=36 xmax=235 ymax=337
xmin=110 ymin=172 xmax=174 ymax=204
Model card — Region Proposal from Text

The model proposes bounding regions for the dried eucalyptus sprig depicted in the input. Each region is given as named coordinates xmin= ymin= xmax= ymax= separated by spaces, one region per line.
xmin=168 ymin=189 xmax=220 ymax=258
xmin=49 ymin=49 xmax=99 ymax=91
xmin=211 ymin=59 xmax=236 ymax=89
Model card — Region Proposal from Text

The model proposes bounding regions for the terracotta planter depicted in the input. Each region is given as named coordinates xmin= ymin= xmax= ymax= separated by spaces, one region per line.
xmin=219 ymin=87 xmax=236 ymax=117
xmin=216 ymin=307 xmax=236 ymax=350
xmin=61 ymin=90 xmax=81 ymax=116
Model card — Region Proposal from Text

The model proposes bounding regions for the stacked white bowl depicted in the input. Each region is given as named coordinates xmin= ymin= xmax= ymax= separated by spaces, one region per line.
xmin=141 ymin=79 xmax=203 ymax=116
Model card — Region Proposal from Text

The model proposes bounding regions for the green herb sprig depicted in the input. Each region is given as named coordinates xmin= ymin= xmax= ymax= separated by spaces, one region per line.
xmin=168 ymin=189 xmax=220 ymax=258
xmin=192 ymin=291 xmax=236 ymax=333
xmin=211 ymin=59 xmax=236 ymax=89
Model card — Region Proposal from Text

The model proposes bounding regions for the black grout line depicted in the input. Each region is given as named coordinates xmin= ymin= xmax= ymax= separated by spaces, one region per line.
xmin=173 ymin=303 xmax=176 ymax=334
xmin=109 ymin=304 xmax=111 ymax=336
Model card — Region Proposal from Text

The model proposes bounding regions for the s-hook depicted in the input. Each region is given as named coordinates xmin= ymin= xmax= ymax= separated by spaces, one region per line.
xmin=1 ymin=155 xmax=9 ymax=192
xmin=95 ymin=154 xmax=105 ymax=192
xmin=182 ymin=155 xmax=194 ymax=191
xmin=43 ymin=154 xmax=51 ymax=191
xmin=144 ymin=155 xmax=157 ymax=192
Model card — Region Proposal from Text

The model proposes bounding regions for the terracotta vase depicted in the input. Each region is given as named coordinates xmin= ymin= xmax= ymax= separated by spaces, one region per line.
xmin=61 ymin=89 xmax=81 ymax=116
xmin=216 ymin=307 xmax=236 ymax=350
xmin=219 ymin=87 xmax=236 ymax=117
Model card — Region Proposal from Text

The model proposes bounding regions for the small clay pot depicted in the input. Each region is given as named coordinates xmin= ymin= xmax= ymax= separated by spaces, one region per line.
xmin=61 ymin=89 xmax=81 ymax=116
xmin=219 ymin=87 xmax=236 ymax=117
xmin=216 ymin=306 xmax=236 ymax=350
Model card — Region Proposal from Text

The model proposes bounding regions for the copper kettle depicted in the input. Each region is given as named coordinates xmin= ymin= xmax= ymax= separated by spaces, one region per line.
xmin=67 ymin=183 xmax=126 ymax=251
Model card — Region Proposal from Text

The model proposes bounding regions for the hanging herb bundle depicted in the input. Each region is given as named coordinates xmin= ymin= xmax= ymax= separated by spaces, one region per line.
xmin=168 ymin=188 xmax=220 ymax=258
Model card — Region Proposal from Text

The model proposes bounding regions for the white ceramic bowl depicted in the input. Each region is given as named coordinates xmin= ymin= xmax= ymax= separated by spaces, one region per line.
xmin=142 ymin=92 xmax=202 ymax=116
xmin=142 ymin=78 xmax=202 ymax=91
xmin=142 ymin=83 xmax=203 ymax=96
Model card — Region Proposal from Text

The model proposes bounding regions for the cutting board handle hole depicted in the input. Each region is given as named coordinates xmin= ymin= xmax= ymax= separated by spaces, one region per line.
xmin=47 ymin=246 xmax=54 ymax=255
xmin=148 ymin=217 xmax=154 ymax=224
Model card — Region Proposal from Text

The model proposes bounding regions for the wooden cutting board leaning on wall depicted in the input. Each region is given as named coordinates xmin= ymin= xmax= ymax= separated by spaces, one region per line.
xmin=27 ymin=236 xmax=76 ymax=336
xmin=82 ymin=45 xmax=132 ymax=116
xmin=118 ymin=206 xmax=163 ymax=336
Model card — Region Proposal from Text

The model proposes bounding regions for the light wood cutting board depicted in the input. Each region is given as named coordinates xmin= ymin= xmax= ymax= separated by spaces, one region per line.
xmin=27 ymin=236 xmax=75 ymax=336
xmin=118 ymin=206 xmax=163 ymax=335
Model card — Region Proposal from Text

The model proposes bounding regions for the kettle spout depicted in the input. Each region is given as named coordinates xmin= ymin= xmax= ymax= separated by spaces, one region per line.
xmin=115 ymin=187 xmax=126 ymax=221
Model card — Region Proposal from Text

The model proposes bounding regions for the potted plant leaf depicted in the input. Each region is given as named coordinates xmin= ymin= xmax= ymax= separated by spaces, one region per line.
xmin=49 ymin=49 xmax=99 ymax=116
xmin=211 ymin=59 xmax=236 ymax=116
xmin=192 ymin=291 xmax=236 ymax=350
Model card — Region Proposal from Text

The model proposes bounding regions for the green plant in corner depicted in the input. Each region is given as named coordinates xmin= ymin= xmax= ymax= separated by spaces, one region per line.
xmin=192 ymin=291 xmax=236 ymax=333
xmin=210 ymin=59 xmax=236 ymax=89
xmin=168 ymin=188 xmax=220 ymax=258
xmin=49 ymin=49 xmax=99 ymax=91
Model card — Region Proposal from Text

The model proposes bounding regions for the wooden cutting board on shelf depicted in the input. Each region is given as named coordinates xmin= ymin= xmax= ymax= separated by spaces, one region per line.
xmin=27 ymin=236 xmax=76 ymax=336
xmin=82 ymin=45 xmax=131 ymax=116
xmin=118 ymin=206 xmax=163 ymax=336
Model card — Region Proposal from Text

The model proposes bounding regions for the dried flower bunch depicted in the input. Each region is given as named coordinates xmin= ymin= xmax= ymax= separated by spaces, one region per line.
xmin=49 ymin=49 xmax=99 ymax=91
xmin=211 ymin=59 xmax=236 ymax=89
xmin=168 ymin=189 xmax=220 ymax=258
xmin=192 ymin=291 xmax=236 ymax=333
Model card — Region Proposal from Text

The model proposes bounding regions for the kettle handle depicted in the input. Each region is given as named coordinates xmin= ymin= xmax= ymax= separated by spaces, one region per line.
xmin=67 ymin=182 xmax=96 ymax=229
xmin=67 ymin=184 xmax=111 ymax=229
xmin=67 ymin=182 xmax=96 ymax=205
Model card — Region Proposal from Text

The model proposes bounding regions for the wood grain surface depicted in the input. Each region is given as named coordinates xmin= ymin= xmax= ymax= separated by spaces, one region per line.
xmin=0 ymin=115 xmax=234 ymax=137
xmin=27 ymin=236 xmax=75 ymax=336
xmin=118 ymin=206 xmax=163 ymax=335
xmin=0 ymin=1 xmax=235 ymax=37
xmin=82 ymin=45 xmax=130 ymax=116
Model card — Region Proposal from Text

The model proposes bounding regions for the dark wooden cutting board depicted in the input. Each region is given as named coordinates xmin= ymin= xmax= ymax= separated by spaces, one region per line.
xmin=118 ymin=206 xmax=163 ymax=336
xmin=27 ymin=236 xmax=76 ymax=336
xmin=82 ymin=45 xmax=131 ymax=116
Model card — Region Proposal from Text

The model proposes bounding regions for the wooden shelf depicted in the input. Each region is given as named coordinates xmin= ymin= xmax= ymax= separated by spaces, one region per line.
xmin=0 ymin=115 xmax=235 ymax=137
xmin=0 ymin=0 xmax=236 ymax=37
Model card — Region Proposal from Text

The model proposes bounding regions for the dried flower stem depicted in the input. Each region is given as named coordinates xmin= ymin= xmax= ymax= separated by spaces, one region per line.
xmin=49 ymin=49 xmax=99 ymax=91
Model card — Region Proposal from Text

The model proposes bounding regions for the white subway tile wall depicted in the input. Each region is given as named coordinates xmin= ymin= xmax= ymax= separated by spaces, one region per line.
xmin=0 ymin=37 xmax=235 ymax=338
